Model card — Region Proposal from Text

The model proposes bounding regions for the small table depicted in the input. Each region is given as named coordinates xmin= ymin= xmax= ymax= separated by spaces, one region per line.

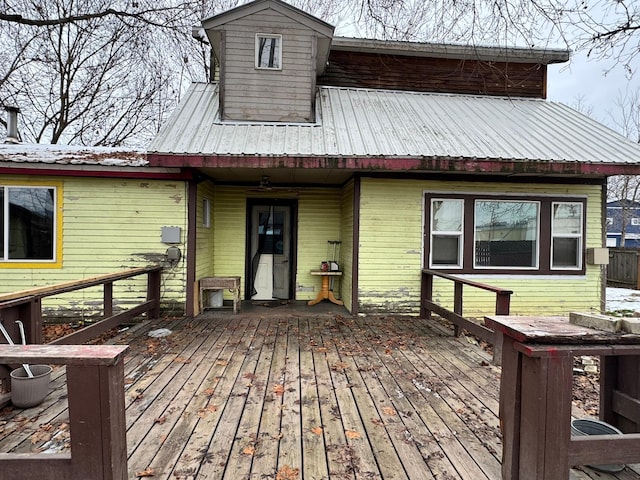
xmin=199 ymin=276 xmax=241 ymax=314
xmin=308 ymin=270 xmax=343 ymax=306
xmin=484 ymin=315 xmax=640 ymax=480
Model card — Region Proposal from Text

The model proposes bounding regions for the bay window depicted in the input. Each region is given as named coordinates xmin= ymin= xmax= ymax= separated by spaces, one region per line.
xmin=425 ymin=193 xmax=586 ymax=274
xmin=1 ymin=186 xmax=56 ymax=262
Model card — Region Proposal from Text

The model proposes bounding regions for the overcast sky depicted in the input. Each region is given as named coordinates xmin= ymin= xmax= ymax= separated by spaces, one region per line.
xmin=547 ymin=47 xmax=640 ymax=136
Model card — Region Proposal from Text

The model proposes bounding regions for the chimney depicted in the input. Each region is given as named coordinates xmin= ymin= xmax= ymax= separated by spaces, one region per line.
xmin=4 ymin=106 xmax=20 ymax=144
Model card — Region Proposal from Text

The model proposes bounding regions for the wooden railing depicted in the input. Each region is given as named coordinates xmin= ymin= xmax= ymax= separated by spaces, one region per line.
xmin=0 ymin=344 xmax=128 ymax=480
xmin=0 ymin=266 xmax=161 ymax=390
xmin=420 ymin=268 xmax=512 ymax=344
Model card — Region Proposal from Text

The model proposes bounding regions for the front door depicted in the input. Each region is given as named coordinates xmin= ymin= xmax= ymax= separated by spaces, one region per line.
xmin=247 ymin=201 xmax=296 ymax=300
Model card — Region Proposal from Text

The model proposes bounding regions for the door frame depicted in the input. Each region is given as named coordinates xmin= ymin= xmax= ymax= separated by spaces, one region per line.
xmin=244 ymin=198 xmax=298 ymax=300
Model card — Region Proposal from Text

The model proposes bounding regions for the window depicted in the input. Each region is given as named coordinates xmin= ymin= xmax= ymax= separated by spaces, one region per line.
xmin=1 ymin=186 xmax=57 ymax=262
xmin=425 ymin=193 xmax=585 ymax=274
xmin=430 ymin=199 xmax=463 ymax=267
xmin=631 ymin=217 xmax=640 ymax=226
xmin=474 ymin=200 xmax=539 ymax=268
xmin=606 ymin=217 xmax=613 ymax=226
xmin=551 ymin=202 xmax=582 ymax=269
xmin=203 ymin=198 xmax=211 ymax=228
xmin=255 ymin=34 xmax=282 ymax=70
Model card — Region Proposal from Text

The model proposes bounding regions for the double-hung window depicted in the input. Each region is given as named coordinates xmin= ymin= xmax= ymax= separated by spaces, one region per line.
xmin=430 ymin=199 xmax=463 ymax=268
xmin=1 ymin=185 xmax=58 ymax=264
xmin=425 ymin=193 xmax=585 ymax=274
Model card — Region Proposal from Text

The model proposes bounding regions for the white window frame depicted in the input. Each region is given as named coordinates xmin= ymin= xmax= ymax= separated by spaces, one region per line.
xmin=429 ymin=198 xmax=464 ymax=269
xmin=551 ymin=201 xmax=583 ymax=270
xmin=631 ymin=217 xmax=640 ymax=226
xmin=1 ymin=185 xmax=57 ymax=263
xmin=255 ymin=33 xmax=282 ymax=70
xmin=203 ymin=198 xmax=211 ymax=228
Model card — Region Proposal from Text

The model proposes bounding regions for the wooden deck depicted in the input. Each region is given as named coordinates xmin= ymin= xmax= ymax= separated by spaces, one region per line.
xmin=1 ymin=306 xmax=639 ymax=479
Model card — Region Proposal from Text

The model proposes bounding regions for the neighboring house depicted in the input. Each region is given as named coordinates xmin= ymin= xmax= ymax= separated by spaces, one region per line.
xmin=4 ymin=0 xmax=640 ymax=319
xmin=606 ymin=200 xmax=640 ymax=248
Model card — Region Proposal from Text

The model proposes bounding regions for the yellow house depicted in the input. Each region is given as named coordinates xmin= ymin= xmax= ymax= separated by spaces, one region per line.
xmin=4 ymin=0 xmax=640 ymax=320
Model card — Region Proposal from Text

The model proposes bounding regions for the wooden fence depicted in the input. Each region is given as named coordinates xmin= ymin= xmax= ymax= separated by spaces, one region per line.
xmin=607 ymin=248 xmax=640 ymax=290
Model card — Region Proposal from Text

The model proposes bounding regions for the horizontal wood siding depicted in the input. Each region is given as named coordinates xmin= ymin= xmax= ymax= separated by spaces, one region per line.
xmin=212 ymin=187 xmax=247 ymax=301
xmin=357 ymin=178 xmax=604 ymax=317
xmin=297 ymin=189 xmax=342 ymax=302
xmin=339 ymin=180 xmax=355 ymax=312
xmin=221 ymin=10 xmax=315 ymax=122
xmin=319 ymin=50 xmax=547 ymax=98
xmin=211 ymin=187 xmax=342 ymax=302
xmin=0 ymin=175 xmax=188 ymax=317
xmin=196 ymin=181 xmax=215 ymax=281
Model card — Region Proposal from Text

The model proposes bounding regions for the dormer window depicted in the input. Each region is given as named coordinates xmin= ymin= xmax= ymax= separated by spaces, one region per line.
xmin=256 ymin=34 xmax=282 ymax=70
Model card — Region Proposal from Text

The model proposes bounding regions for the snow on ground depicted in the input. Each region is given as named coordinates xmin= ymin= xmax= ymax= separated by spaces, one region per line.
xmin=607 ymin=287 xmax=640 ymax=313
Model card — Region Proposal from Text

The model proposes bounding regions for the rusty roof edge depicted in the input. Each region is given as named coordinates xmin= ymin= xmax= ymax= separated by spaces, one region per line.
xmin=146 ymin=153 xmax=640 ymax=177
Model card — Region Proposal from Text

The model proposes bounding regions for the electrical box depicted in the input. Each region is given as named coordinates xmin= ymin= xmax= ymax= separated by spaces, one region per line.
xmin=586 ymin=247 xmax=609 ymax=265
xmin=161 ymin=226 xmax=181 ymax=244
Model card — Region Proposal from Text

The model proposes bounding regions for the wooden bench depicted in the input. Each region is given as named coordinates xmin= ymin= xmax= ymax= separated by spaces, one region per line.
xmin=0 ymin=344 xmax=129 ymax=480
xmin=199 ymin=276 xmax=241 ymax=314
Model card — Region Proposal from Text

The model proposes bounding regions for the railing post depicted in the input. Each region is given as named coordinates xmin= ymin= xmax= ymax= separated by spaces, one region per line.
xmin=147 ymin=269 xmax=161 ymax=319
xmin=104 ymin=282 xmax=113 ymax=318
xmin=453 ymin=282 xmax=463 ymax=337
xmin=420 ymin=270 xmax=433 ymax=319
xmin=496 ymin=291 xmax=511 ymax=315
xmin=67 ymin=360 xmax=127 ymax=480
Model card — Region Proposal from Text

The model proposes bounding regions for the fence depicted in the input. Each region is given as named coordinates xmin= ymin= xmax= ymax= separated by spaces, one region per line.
xmin=607 ymin=248 xmax=640 ymax=290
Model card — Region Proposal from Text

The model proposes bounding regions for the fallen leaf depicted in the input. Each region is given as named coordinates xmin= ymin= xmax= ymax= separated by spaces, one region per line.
xmin=135 ymin=467 xmax=155 ymax=477
xmin=174 ymin=356 xmax=191 ymax=364
xmin=331 ymin=362 xmax=349 ymax=372
xmin=215 ymin=359 xmax=228 ymax=366
xmin=382 ymin=407 xmax=397 ymax=416
xmin=276 ymin=465 xmax=300 ymax=480
xmin=273 ymin=384 xmax=285 ymax=396
xmin=243 ymin=372 xmax=256 ymax=380
xmin=242 ymin=445 xmax=256 ymax=456
xmin=203 ymin=388 xmax=215 ymax=397
xmin=154 ymin=416 xmax=166 ymax=425
xmin=311 ymin=426 xmax=323 ymax=435
xmin=345 ymin=429 xmax=361 ymax=439
xmin=197 ymin=405 xmax=219 ymax=417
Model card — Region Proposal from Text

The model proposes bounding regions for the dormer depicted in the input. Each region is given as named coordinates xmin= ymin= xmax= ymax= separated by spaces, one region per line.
xmin=201 ymin=0 xmax=334 ymax=123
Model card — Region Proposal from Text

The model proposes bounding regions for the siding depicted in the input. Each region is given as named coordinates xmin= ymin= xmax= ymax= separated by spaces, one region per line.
xmin=211 ymin=186 xmax=342 ymax=302
xmin=0 ymin=175 xmax=188 ymax=317
xmin=195 ymin=181 xmax=216 ymax=281
xmin=212 ymin=187 xmax=247 ymax=301
xmin=357 ymin=178 xmax=605 ymax=317
xmin=297 ymin=188 xmax=342 ymax=301
xmin=221 ymin=10 xmax=316 ymax=122
xmin=320 ymin=50 xmax=547 ymax=98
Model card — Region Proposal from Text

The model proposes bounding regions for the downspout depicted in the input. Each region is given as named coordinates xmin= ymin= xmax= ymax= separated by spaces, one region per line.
xmin=186 ymin=179 xmax=198 ymax=317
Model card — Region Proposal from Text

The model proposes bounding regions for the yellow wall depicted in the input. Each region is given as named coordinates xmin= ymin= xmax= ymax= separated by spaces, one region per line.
xmin=212 ymin=186 xmax=342 ymax=302
xmin=0 ymin=175 xmax=188 ymax=317
xmin=357 ymin=178 xmax=605 ymax=317
xmin=196 ymin=181 xmax=216 ymax=280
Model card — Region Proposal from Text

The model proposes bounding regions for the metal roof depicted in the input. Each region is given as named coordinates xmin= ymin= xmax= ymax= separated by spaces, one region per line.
xmin=148 ymin=82 xmax=640 ymax=167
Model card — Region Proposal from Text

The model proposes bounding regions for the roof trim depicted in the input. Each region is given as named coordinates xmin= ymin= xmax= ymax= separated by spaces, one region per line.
xmin=0 ymin=164 xmax=192 ymax=180
xmin=331 ymin=37 xmax=569 ymax=65
xmin=202 ymin=0 xmax=334 ymax=36
xmin=147 ymin=154 xmax=640 ymax=177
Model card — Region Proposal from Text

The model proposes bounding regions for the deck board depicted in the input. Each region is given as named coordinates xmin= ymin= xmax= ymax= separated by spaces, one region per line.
xmin=1 ymin=310 xmax=639 ymax=479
